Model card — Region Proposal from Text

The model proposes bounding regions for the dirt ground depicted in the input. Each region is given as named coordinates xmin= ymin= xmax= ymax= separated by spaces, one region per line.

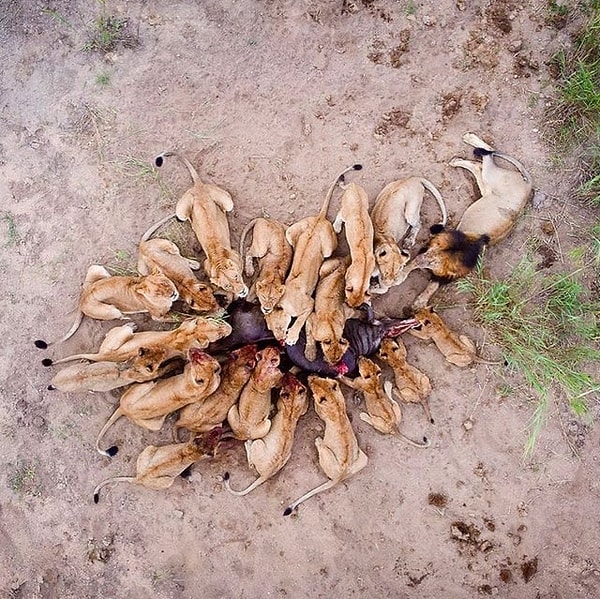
xmin=1 ymin=0 xmax=599 ymax=597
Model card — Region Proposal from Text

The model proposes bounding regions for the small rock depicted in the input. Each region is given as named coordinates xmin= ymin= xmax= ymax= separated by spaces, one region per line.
xmin=174 ymin=509 xmax=184 ymax=519
xmin=33 ymin=415 xmax=46 ymax=428
xmin=463 ymin=419 xmax=474 ymax=430
xmin=508 ymin=39 xmax=523 ymax=52
xmin=531 ymin=189 xmax=547 ymax=209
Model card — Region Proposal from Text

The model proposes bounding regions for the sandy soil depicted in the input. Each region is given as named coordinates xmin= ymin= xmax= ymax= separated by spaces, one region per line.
xmin=1 ymin=1 xmax=599 ymax=597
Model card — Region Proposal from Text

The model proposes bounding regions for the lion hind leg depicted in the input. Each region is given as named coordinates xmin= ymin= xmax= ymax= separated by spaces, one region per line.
xmin=332 ymin=211 xmax=344 ymax=234
xmin=175 ymin=190 xmax=194 ymax=221
xmin=137 ymin=254 xmax=150 ymax=275
xmin=449 ymin=158 xmax=487 ymax=196
xmin=403 ymin=201 xmax=424 ymax=247
xmin=84 ymin=265 xmax=111 ymax=285
xmin=462 ymin=132 xmax=494 ymax=152
xmin=207 ymin=186 xmax=234 ymax=213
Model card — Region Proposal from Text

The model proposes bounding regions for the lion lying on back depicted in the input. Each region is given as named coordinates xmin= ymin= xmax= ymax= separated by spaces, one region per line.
xmin=410 ymin=133 xmax=533 ymax=307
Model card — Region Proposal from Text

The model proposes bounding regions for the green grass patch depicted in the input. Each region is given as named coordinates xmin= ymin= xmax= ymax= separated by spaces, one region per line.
xmin=105 ymin=248 xmax=138 ymax=277
xmin=457 ymin=255 xmax=600 ymax=455
xmin=547 ymin=5 xmax=600 ymax=147
xmin=96 ymin=72 xmax=111 ymax=86
xmin=405 ymin=0 xmax=418 ymax=16
xmin=8 ymin=462 xmax=40 ymax=497
xmin=2 ymin=212 xmax=21 ymax=247
xmin=83 ymin=12 xmax=138 ymax=54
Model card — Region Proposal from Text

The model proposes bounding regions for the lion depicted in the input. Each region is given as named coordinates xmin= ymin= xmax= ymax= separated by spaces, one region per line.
xmin=34 ymin=264 xmax=178 ymax=349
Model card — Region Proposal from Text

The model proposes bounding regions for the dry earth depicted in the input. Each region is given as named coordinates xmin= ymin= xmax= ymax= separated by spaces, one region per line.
xmin=1 ymin=1 xmax=599 ymax=597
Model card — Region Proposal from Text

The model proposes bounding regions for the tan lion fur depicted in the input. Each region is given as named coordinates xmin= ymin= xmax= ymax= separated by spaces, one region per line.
xmin=93 ymin=430 xmax=223 ymax=502
xmin=95 ymin=349 xmax=221 ymax=456
xmin=138 ymin=237 xmax=220 ymax=314
xmin=265 ymin=165 xmax=360 ymax=345
xmin=339 ymin=357 xmax=430 ymax=447
xmin=377 ymin=337 xmax=433 ymax=424
xmin=370 ymin=176 xmax=447 ymax=294
xmin=227 ymin=346 xmax=283 ymax=440
xmin=304 ymin=256 xmax=354 ymax=365
xmin=224 ymin=373 xmax=308 ymax=496
xmin=283 ymin=376 xmax=368 ymax=515
xmin=174 ymin=344 xmax=258 ymax=436
xmin=332 ymin=181 xmax=376 ymax=308
xmin=238 ymin=217 xmax=292 ymax=314
xmin=47 ymin=317 xmax=232 ymax=367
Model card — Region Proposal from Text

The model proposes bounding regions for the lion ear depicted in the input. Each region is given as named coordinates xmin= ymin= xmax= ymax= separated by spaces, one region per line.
xmin=430 ymin=223 xmax=445 ymax=234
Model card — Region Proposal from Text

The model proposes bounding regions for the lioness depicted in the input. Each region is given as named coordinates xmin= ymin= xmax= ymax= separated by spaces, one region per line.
xmin=266 ymin=164 xmax=361 ymax=345
xmin=154 ymin=152 xmax=248 ymax=299
xmin=238 ymin=217 xmax=293 ymax=314
xmin=332 ymin=181 xmax=376 ymax=308
xmin=338 ymin=357 xmax=430 ymax=447
xmin=93 ymin=429 xmax=223 ymax=503
xmin=227 ymin=345 xmax=283 ymax=440
xmin=304 ymin=256 xmax=354 ymax=365
xmin=138 ymin=237 xmax=220 ymax=314
xmin=283 ymin=376 xmax=368 ymax=516
xmin=377 ymin=337 xmax=433 ymax=424
xmin=35 ymin=265 xmax=178 ymax=349
xmin=224 ymin=373 xmax=308 ymax=497
xmin=174 ymin=344 xmax=258 ymax=436
xmin=370 ymin=176 xmax=447 ymax=294
xmin=409 ymin=306 xmax=500 ymax=367
xmin=44 ymin=317 xmax=232 ymax=367
xmin=95 ymin=348 xmax=221 ymax=456
xmin=47 ymin=353 xmax=181 ymax=393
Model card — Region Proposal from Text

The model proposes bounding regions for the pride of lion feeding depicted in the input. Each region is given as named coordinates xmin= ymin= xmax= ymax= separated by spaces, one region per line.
xmin=36 ymin=133 xmax=529 ymax=514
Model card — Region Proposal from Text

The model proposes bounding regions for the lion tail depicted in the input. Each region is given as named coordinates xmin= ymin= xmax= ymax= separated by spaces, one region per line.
xmin=239 ymin=218 xmax=259 ymax=255
xmin=420 ymin=178 xmax=448 ymax=226
xmin=95 ymin=407 xmax=124 ymax=457
xmin=283 ymin=478 xmax=339 ymax=516
xmin=34 ymin=309 xmax=84 ymax=350
xmin=473 ymin=148 xmax=532 ymax=185
xmin=140 ymin=212 xmax=177 ymax=242
xmin=155 ymin=151 xmax=202 ymax=184
xmin=93 ymin=476 xmax=136 ymax=503
xmin=223 ymin=471 xmax=267 ymax=497
xmin=320 ymin=164 xmax=363 ymax=219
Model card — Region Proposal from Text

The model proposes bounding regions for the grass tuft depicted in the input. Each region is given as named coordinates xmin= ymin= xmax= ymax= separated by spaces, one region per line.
xmin=458 ymin=255 xmax=600 ymax=455
xmin=96 ymin=72 xmax=111 ymax=86
xmin=9 ymin=462 xmax=40 ymax=497
xmin=83 ymin=13 xmax=138 ymax=54
xmin=2 ymin=212 xmax=21 ymax=247
xmin=546 ymin=5 xmax=600 ymax=145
